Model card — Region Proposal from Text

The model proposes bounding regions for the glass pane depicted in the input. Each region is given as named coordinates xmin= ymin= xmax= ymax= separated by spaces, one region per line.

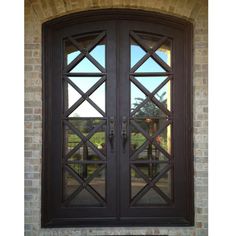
xmin=89 ymin=168 xmax=106 ymax=198
xmin=70 ymin=189 xmax=101 ymax=206
xmin=130 ymin=82 xmax=146 ymax=112
xmin=134 ymin=163 xmax=169 ymax=180
xmin=68 ymin=76 xmax=101 ymax=93
xmin=64 ymin=40 xmax=81 ymax=65
xmin=130 ymin=124 xmax=146 ymax=153
xmin=74 ymin=34 xmax=98 ymax=50
xmin=137 ymin=33 xmax=162 ymax=50
xmin=136 ymin=188 xmax=166 ymax=205
xmin=90 ymin=38 xmax=106 ymax=68
xmin=69 ymin=118 xmax=104 ymax=134
xmin=135 ymin=76 xmax=168 ymax=93
xmin=157 ymin=123 xmax=171 ymax=155
xmin=134 ymin=144 xmax=168 ymax=161
xmin=89 ymin=83 xmax=105 ymax=112
xmin=131 ymin=167 xmax=146 ymax=198
xmin=89 ymin=130 xmax=106 ymax=154
xmin=155 ymin=169 xmax=172 ymax=199
xmin=68 ymin=163 xmax=103 ymax=180
xmin=134 ymin=118 xmax=169 ymax=136
xmin=155 ymin=39 xmax=172 ymax=67
xmin=136 ymin=57 xmax=165 ymax=73
xmin=131 ymin=72 xmax=171 ymax=116
xmin=137 ymin=33 xmax=171 ymax=67
xmin=64 ymin=125 xmax=82 ymax=155
xmin=64 ymin=119 xmax=106 ymax=158
xmin=70 ymin=57 xmax=100 ymax=73
xmin=63 ymin=170 xmax=80 ymax=200
xmin=65 ymin=83 xmax=82 ymax=110
xmin=69 ymin=100 xmax=103 ymax=117
xmin=130 ymin=38 xmax=146 ymax=68
xmin=67 ymin=145 xmax=103 ymax=162
xmin=134 ymin=100 xmax=166 ymax=118
xmin=154 ymin=80 xmax=171 ymax=111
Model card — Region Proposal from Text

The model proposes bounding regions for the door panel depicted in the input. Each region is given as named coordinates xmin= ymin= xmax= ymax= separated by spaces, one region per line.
xmin=118 ymin=20 xmax=187 ymax=218
xmin=43 ymin=11 xmax=193 ymax=226
xmin=45 ymin=21 xmax=118 ymax=221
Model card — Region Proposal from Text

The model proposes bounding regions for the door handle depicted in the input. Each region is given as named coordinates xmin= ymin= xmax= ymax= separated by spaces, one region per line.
xmin=121 ymin=116 xmax=128 ymax=152
xmin=109 ymin=116 xmax=115 ymax=151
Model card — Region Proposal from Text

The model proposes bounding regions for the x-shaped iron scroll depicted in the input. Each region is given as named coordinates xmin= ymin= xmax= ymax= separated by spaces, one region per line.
xmin=65 ymin=32 xmax=106 ymax=73
xmin=129 ymin=32 xmax=173 ymax=205
xmin=64 ymin=164 xmax=106 ymax=206
xmin=130 ymin=31 xmax=172 ymax=74
xmin=130 ymin=163 xmax=173 ymax=206
xmin=130 ymin=75 xmax=172 ymax=117
xmin=64 ymin=119 xmax=106 ymax=161
xmin=130 ymin=118 xmax=172 ymax=161
xmin=64 ymin=76 xmax=106 ymax=117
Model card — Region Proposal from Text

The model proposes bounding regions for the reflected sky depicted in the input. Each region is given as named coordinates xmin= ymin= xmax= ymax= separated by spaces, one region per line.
xmin=66 ymin=44 xmax=170 ymax=117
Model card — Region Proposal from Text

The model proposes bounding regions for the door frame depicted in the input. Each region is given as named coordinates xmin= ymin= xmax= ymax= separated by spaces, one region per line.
xmin=42 ymin=9 xmax=193 ymax=227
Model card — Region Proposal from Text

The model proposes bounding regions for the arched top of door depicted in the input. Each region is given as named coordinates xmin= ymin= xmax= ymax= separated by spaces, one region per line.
xmin=43 ymin=9 xmax=193 ymax=33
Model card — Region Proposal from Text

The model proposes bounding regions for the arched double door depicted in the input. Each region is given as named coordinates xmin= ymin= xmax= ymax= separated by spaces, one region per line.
xmin=42 ymin=10 xmax=193 ymax=227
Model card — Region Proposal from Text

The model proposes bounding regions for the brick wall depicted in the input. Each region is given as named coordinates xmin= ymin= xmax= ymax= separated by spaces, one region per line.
xmin=25 ymin=0 xmax=208 ymax=235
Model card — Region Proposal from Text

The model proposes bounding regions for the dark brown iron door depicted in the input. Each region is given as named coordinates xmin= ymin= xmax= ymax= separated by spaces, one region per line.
xmin=42 ymin=10 xmax=193 ymax=227
xmin=118 ymin=20 xmax=190 ymax=223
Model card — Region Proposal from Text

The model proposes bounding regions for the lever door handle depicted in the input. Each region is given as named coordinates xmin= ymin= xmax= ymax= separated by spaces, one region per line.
xmin=109 ymin=116 xmax=115 ymax=151
xmin=121 ymin=116 xmax=128 ymax=152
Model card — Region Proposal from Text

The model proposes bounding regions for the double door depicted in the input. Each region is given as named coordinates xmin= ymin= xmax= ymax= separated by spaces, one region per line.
xmin=43 ymin=15 xmax=193 ymax=226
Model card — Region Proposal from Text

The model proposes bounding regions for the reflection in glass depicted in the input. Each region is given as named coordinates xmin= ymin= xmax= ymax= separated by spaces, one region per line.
xmin=130 ymin=81 xmax=168 ymax=117
xmin=136 ymin=188 xmax=166 ymax=205
xmin=71 ymin=57 xmax=100 ymax=73
xmin=64 ymin=125 xmax=82 ymax=155
xmin=70 ymin=189 xmax=101 ymax=206
xmin=154 ymin=80 xmax=171 ymax=111
xmin=89 ymin=131 xmax=106 ymax=154
xmin=155 ymin=39 xmax=172 ymax=67
xmin=68 ymin=77 xmax=101 ymax=93
xmin=131 ymin=164 xmax=172 ymax=205
xmin=155 ymin=169 xmax=172 ymax=199
xmin=90 ymin=42 xmax=106 ymax=68
xmin=130 ymin=38 xmax=146 ymax=68
xmin=130 ymin=82 xmax=146 ymax=111
xmin=65 ymin=34 xmax=106 ymax=70
xmin=134 ymin=100 xmax=166 ymax=118
xmin=131 ymin=168 xmax=146 ymax=198
xmin=89 ymin=83 xmax=105 ymax=112
xmin=158 ymin=124 xmax=171 ymax=155
xmin=136 ymin=57 xmax=165 ymax=73
xmin=64 ymin=164 xmax=106 ymax=206
xmin=65 ymin=77 xmax=105 ymax=117
xmin=66 ymin=83 xmax=81 ymax=109
xmin=64 ymin=119 xmax=106 ymax=157
xmin=89 ymin=168 xmax=106 ymax=198
xmin=135 ymin=76 xmax=168 ymax=93
xmin=135 ymin=33 xmax=172 ymax=68
xmin=68 ymin=163 xmax=103 ymax=180
xmin=134 ymin=118 xmax=168 ymax=136
xmin=130 ymin=124 xmax=146 ymax=152
xmin=64 ymin=40 xmax=80 ymax=65
xmin=137 ymin=33 xmax=162 ymax=50
xmin=135 ymin=163 xmax=168 ymax=179
xmin=74 ymin=34 xmax=97 ymax=51
xmin=130 ymin=120 xmax=171 ymax=156
xmin=133 ymin=77 xmax=171 ymax=112
xmin=69 ymin=100 xmax=103 ymax=117
xmin=64 ymin=170 xmax=80 ymax=199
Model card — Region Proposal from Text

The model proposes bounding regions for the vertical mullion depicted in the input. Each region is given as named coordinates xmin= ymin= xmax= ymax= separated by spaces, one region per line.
xmin=118 ymin=21 xmax=131 ymax=216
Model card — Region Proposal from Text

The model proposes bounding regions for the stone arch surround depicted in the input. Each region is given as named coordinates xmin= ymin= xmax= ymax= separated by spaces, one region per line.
xmin=25 ymin=0 xmax=208 ymax=235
